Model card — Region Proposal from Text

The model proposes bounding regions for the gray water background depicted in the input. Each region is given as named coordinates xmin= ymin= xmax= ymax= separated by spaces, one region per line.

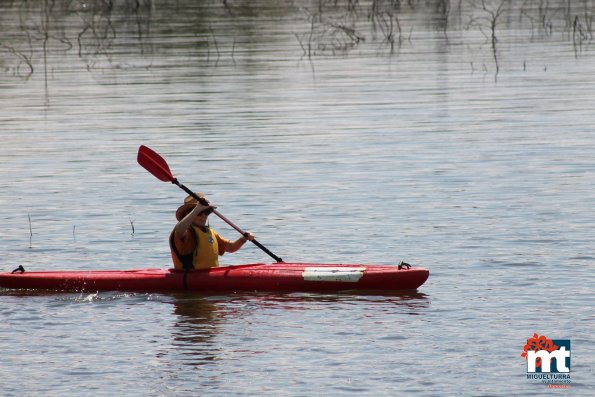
xmin=0 ymin=1 xmax=594 ymax=396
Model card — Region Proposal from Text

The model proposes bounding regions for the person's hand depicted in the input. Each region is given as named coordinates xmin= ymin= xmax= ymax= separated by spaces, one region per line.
xmin=242 ymin=231 xmax=255 ymax=242
xmin=193 ymin=203 xmax=214 ymax=215
xmin=197 ymin=195 xmax=212 ymax=206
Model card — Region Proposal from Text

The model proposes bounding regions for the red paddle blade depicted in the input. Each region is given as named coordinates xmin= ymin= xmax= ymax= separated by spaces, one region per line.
xmin=137 ymin=145 xmax=175 ymax=182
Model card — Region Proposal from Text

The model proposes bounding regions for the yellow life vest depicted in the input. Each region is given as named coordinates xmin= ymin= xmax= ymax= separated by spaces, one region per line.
xmin=170 ymin=226 xmax=220 ymax=270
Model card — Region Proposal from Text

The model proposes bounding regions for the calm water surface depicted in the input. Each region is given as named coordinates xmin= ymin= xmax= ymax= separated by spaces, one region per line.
xmin=1 ymin=1 xmax=594 ymax=396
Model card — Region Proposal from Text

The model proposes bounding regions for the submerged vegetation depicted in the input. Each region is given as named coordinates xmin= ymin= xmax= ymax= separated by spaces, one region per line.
xmin=0 ymin=0 xmax=594 ymax=80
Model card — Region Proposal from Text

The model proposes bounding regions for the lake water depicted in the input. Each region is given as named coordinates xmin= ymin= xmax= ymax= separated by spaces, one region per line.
xmin=1 ymin=1 xmax=594 ymax=395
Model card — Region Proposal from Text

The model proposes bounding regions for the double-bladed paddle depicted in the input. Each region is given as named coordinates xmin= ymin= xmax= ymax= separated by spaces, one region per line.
xmin=137 ymin=145 xmax=283 ymax=263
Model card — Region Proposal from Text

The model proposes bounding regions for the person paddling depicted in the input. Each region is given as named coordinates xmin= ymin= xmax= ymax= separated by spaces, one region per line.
xmin=170 ymin=193 xmax=255 ymax=270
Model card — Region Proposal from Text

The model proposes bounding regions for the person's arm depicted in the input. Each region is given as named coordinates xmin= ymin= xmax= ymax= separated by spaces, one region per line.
xmin=224 ymin=231 xmax=255 ymax=253
xmin=174 ymin=203 xmax=212 ymax=237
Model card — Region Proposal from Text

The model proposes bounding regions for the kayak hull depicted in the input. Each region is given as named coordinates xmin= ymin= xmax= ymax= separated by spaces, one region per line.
xmin=0 ymin=263 xmax=429 ymax=293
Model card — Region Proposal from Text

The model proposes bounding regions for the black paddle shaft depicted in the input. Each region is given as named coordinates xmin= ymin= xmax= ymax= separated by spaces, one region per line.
xmin=173 ymin=179 xmax=284 ymax=263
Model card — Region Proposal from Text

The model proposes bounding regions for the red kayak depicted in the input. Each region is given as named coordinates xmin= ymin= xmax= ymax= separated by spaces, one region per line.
xmin=0 ymin=263 xmax=429 ymax=293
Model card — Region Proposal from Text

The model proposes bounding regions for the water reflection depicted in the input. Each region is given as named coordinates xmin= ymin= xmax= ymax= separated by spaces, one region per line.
xmin=164 ymin=290 xmax=429 ymax=366
xmin=169 ymin=294 xmax=220 ymax=366
xmin=2 ymin=0 xmax=593 ymax=82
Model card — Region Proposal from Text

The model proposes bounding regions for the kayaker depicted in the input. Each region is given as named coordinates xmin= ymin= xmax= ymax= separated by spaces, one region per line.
xmin=170 ymin=193 xmax=255 ymax=270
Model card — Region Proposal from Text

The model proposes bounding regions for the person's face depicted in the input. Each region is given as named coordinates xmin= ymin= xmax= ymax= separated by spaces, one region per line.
xmin=192 ymin=209 xmax=212 ymax=226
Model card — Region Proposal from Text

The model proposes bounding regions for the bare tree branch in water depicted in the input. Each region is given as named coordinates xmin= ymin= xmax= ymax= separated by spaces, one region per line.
xmin=0 ymin=0 xmax=155 ymax=78
xmin=75 ymin=1 xmax=119 ymax=70
xmin=382 ymin=11 xmax=402 ymax=52
xmin=1 ymin=43 xmax=34 ymax=79
xmin=369 ymin=1 xmax=404 ymax=53
xmin=572 ymin=14 xmax=593 ymax=57
xmin=466 ymin=0 xmax=509 ymax=81
xmin=296 ymin=1 xmax=365 ymax=56
xmin=208 ymin=27 xmax=221 ymax=65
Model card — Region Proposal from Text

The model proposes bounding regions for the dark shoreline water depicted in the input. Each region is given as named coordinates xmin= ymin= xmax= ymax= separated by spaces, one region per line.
xmin=2 ymin=0 xmax=594 ymax=81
